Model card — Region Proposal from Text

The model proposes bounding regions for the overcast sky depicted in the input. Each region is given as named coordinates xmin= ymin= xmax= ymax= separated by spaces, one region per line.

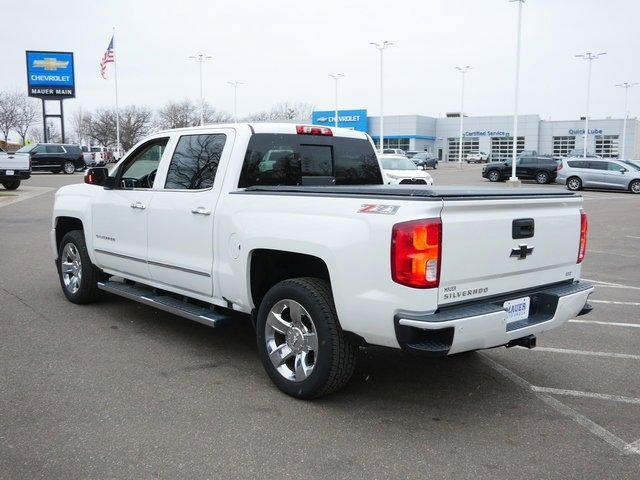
xmin=2 ymin=0 xmax=640 ymax=121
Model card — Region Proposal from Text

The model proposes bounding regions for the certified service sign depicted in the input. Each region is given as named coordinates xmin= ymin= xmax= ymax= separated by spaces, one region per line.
xmin=26 ymin=51 xmax=75 ymax=98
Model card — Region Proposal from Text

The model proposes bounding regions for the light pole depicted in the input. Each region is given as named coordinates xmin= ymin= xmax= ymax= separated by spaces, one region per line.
xmin=189 ymin=53 xmax=212 ymax=126
xmin=575 ymin=52 xmax=606 ymax=158
xmin=227 ymin=81 xmax=244 ymax=122
xmin=328 ymin=73 xmax=345 ymax=127
xmin=455 ymin=66 xmax=471 ymax=166
xmin=370 ymin=41 xmax=393 ymax=153
xmin=615 ymin=82 xmax=638 ymax=159
xmin=508 ymin=0 xmax=525 ymax=186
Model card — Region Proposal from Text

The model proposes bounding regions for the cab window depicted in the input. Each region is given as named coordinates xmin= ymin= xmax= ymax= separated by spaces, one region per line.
xmin=118 ymin=138 xmax=169 ymax=189
xmin=46 ymin=145 xmax=65 ymax=154
xmin=164 ymin=134 xmax=226 ymax=190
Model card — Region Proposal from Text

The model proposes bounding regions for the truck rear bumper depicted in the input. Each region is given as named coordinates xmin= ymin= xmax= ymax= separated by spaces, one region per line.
xmin=1 ymin=170 xmax=30 ymax=181
xmin=394 ymin=281 xmax=593 ymax=356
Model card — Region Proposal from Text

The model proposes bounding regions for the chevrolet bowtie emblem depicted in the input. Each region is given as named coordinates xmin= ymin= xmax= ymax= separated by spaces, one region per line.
xmin=510 ymin=244 xmax=534 ymax=260
xmin=33 ymin=58 xmax=69 ymax=71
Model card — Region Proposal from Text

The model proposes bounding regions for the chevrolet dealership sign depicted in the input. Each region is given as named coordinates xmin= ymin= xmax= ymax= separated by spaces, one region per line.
xmin=312 ymin=109 xmax=368 ymax=132
xmin=26 ymin=51 xmax=76 ymax=98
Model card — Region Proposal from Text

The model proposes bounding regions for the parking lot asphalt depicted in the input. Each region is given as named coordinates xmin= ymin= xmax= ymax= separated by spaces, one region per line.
xmin=1 ymin=168 xmax=639 ymax=479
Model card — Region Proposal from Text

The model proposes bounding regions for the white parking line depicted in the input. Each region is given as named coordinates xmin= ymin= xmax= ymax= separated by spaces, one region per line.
xmin=522 ymin=346 xmax=640 ymax=361
xmin=569 ymin=319 xmax=640 ymax=328
xmin=587 ymin=249 xmax=640 ymax=259
xmin=626 ymin=236 xmax=640 ymax=240
xmin=531 ymin=386 xmax=640 ymax=405
xmin=590 ymin=299 xmax=640 ymax=306
xmin=582 ymin=278 xmax=640 ymax=291
xmin=480 ymin=354 xmax=638 ymax=455
xmin=626 ymin=439 xmax=640 ymax=455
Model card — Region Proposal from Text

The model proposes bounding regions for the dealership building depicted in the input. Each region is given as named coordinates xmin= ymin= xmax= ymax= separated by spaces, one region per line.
xmin=311 ymin=110 xmax=640 ymax=161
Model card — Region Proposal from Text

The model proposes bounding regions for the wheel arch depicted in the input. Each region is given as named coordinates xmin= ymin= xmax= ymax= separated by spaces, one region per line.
xmin=55 ymin=216 xmax=84 ymax=249
xmin=629 ymin=178 xmax=640 ymax=193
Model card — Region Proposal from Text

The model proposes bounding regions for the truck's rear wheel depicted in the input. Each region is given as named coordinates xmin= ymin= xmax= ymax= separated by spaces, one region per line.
xmin=57 ymin=230 xmax=102 ymax=304
xmin=256 ymin=277 xmax=358 ymax=399
xmin=2 ymin=179 xmax=20 ymax=190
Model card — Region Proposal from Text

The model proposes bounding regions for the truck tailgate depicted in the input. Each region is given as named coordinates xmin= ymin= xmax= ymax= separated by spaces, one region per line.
xmin=439 ymin=196 xmax=583 ymax=305
xmin=0 ymin=152 xmax=30 ymax=171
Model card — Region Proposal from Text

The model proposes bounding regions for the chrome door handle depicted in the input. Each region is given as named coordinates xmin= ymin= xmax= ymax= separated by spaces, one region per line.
xmin=191 ymin=207 xmax=211 ymax=216
xmin=130 ymin=202 xmax=146 ymax=210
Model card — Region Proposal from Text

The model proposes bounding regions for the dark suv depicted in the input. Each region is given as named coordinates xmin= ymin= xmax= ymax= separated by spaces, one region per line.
xmin=15 ymin=143 xmax=85 ymax=174
xmin=482 ymin=156 xmax=559 ymax=184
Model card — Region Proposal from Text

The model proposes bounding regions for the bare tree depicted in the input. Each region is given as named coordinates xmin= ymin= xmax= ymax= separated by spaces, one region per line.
xmin=244 ymin=101 xmax=314 ymax=122
xmin=86 ymin=108 xmax=117 ymax=147
xmin=156 ymin=99 xmax=198 ymax=129
xmin=71 ymin=107 xmax=91 ymax=146
xmin=14 ymin=95 xmax=40 ymax=144
xmin=119 ymin=105 xmax=153 ymax=150
xmin=202 ymin=103 xmax=233 ymax=124
xmin=0 ymin=91 xmax=20 ymax=143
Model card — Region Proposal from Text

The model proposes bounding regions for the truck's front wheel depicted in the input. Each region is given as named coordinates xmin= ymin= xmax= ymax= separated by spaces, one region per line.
xmin=57 ymin=230 xmax=102 ymax=304
xmin=256 ymin=278 xmax=358 ymax=399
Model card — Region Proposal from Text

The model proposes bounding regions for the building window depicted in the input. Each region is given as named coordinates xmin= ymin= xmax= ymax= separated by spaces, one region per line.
xmin=553 ymin=136 xmax=575 ymax=157
xmin=490 ymin=136 xmax=524 ymax=162
xmin=595 ymin=135 xmax=619 ymax=158
xmin=373 ymin=138 xmax=411 ymax=151
xmin=447 ymin=137 xmax=479 ymax=161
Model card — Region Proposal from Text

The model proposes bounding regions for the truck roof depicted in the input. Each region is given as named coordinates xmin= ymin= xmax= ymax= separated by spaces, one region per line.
xmin=155 ymin=122 xmax=369 ymax=140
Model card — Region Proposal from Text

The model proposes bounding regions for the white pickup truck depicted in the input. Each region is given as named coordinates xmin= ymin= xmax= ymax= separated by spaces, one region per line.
xmin=51 ymin=123 xmax=594 ymax=398
xmin=0 ymin=146 xmax=31 ymax=190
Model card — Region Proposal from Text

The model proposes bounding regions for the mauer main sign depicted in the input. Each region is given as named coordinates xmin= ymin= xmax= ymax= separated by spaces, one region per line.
xmin=26 ymin=51 xmax=75 ymax=98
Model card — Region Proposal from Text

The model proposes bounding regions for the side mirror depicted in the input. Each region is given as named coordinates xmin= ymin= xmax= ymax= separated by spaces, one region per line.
xmin=84 ymin=167 xmax=111 ymax=187
xmin=620 ymin=168 xmax=627 ymax=174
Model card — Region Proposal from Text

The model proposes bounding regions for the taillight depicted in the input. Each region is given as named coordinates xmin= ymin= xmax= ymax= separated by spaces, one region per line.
xmin=557 ymin=162 xmax=563 ymax=171
xmin=391 ymin=218 xmax=442 ymax=288
xmin=577 ymin=209 xmax=588 ymax=263
xmin=296 ymin=125 xmax=333 ymax=136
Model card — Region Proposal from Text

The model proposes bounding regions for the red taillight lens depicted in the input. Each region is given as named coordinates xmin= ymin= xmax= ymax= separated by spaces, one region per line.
xmin=557 ymin=162 xmax=563 ymax=171
xmin=577 ymin=209 xmax=588 ymax=263
xmin=296 ymin=125 xmax=333 ymax=136
xmin=391 ymin=218 xmax=442 ymax=288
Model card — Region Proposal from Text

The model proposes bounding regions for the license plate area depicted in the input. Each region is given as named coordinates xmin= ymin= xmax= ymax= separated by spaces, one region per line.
xmin=5 ymin=170 xmax=14 ymax=176
xmin=504 ymin=296 xmax=531 ymax=323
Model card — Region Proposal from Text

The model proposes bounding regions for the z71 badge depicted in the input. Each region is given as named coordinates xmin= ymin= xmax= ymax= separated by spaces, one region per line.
xmin=358 ymin=204 xmax=400 ymax=215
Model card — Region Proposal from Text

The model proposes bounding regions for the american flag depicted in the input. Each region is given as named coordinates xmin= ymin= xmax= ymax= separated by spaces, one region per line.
xmin=100 ymin=35 xmax=115 ymax=79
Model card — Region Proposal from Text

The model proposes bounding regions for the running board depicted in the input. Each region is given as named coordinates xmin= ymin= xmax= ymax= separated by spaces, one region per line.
xmin=97 ymin=279 xmax=231 ymax=328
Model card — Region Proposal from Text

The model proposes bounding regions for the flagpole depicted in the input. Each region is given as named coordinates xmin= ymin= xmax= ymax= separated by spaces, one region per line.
xmin=113 ymin=27 xmax=121 ymax=157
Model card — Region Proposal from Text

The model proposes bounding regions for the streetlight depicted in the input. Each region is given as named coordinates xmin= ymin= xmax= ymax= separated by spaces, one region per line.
xmin=508 ymin=0 xmax=525 ymax=186
xmin=455 ymin=66 xmax=471 ymax=166
xmin=370 ymin=41 xmax=393 ymax=153
xmin=575 ymin=52 xmax=606 ymax=158
xmin=227 ymin=81 xmax=244 ymax=122
xmin=615 ymin=82 xmax=638 ymax=160
xmin=189 ymin=53 xmax=212 ymax=126
xmin=328 ymin=73 xmax=345 ymax=127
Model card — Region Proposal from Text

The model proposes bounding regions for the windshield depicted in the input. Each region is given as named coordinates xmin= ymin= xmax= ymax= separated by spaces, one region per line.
xmin=622 ymin=161 xmax=640 ymax=171
xmin=381 ymin=157 xmax=418 ymax=170
xmin=16 ymin=145 xmax=36 ymax=153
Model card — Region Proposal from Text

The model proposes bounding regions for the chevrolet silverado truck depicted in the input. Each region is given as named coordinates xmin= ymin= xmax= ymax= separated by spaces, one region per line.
xmin=0 ymin=146 xmax=31 ymax=190
xmin=51 ymin=123 xmax=594 ymax=398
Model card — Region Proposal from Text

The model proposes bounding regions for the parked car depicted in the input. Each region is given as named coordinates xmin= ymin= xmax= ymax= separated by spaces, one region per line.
xmin=566 ymin=149 xmax=602 ymax=158
xmin=380 ymin=154 xmax=433 ymax=185
xmin=17 ymin=143 xmax=85 ymax=174
xmin=51 ymin=123 xmax=593 ymax=399
xmin=411 ymin=152 xmax=438 ymax=169
xmin=556 ymin=158 xmax=640 ymax=193
xmin=382 ymin=148 xmax=407 ymax=156
xmin=466 ymin=152 xmax=489 ymax=163
xmin=405 ymin=150 xmax=420 ymax=159
xmin=0 ymin=146 xmax=31 ymax=190
xmin=482 ymin=156 xmax=560 ymax=184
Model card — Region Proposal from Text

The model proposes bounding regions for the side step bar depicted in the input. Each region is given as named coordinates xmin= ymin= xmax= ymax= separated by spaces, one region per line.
xmin=97 ymin=279 xmax=231 ymax=328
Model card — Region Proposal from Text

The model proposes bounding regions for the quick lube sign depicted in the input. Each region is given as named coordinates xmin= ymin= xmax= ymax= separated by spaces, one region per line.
xmin=312 ymin=109 xmax=368 ymax=132
xmin=569 ymin=128 xmax=603 ymax=135
xmin=26 ymin=51 xmax=75 ymax=98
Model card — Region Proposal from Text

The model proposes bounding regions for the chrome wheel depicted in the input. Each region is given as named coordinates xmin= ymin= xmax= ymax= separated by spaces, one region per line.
xmin=536 ymin=172 xmax=549 ymax=184
xmin=567 ymin=177 xmax=581 ymax=191
xmin=63 ymin=161 xmax=75 ymax=174
xmin=488 ymin=170 xmax=500 ymax=182
xmin=61 ymin=243 xmax=82 ymax=294
xmin=265 ymin=299 xmax=318 ymax=382
xmin=631 ymin=181 xmax=640 ymax=194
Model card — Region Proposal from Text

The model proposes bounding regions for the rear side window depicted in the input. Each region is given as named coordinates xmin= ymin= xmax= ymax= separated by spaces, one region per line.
xmin=567 ymin=161 xmax=586 ymax=168
xmin=519 ymin=158 xmax=537 ymax=166
xmin=64 ymin=145 xmax=81 ymax=155
xmin=589 ymin=161 xmax=607 ymax=170
xmin=238 ymin=134 xmax=383 ymax=187
xmin=165 ymin=134 xmax=226 ymax=190
xmin=46 ymin=145 xmax=65 ymax=153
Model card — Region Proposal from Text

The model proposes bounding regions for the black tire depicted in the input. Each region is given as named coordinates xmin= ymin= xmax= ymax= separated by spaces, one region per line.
xmin=2 ymin=179 xmax=20 ymax=190
xmin=62 ymin=161 xmax=76 ymax=175
xmin=566 ymin=176 xmax=582 ymax=191
xmin=433 ymin=163 xmax=437 ymax=169
xmin=487 ymin=170 xmax=501 ymax=182
xmin=535 ymin=171 xmax=550 ymax=184
xmin=256 ymin=277 xmax=358 ymax=399
xmin=57 ymin=230 xmax=102 ymax=304
xmin=630 ymin=179 xmax=640 ymax=194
